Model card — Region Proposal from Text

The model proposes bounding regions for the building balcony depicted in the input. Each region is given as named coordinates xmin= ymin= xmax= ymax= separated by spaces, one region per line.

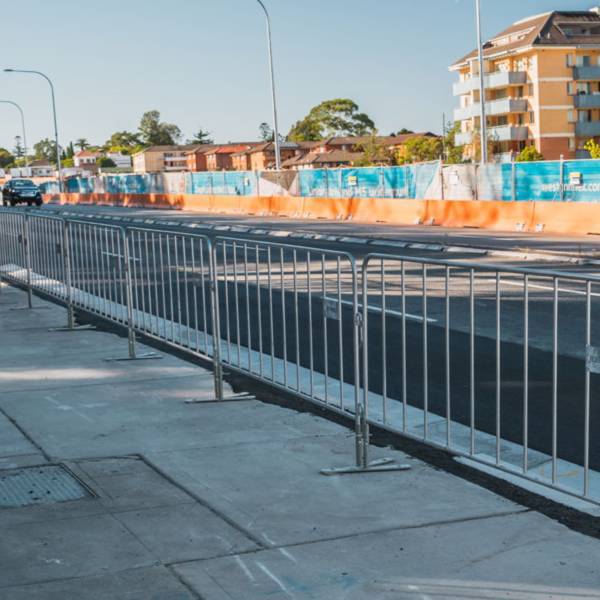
xmin=573 ymin=66 xmax=600 ymax=81
xmin=454 ymin=98 xmax=528 ymax=121
xmin=574 ymin=94 xmax=600 ymax=109
xmin=575 ymin=121 xmax=600 ymax=137
xmin=453 ymin=71 xmax=528 ymax=96
xmin=488 ymin=125 xmax=529 ymax=142
xmin=455 ymin=131 xmax=473 ymax=145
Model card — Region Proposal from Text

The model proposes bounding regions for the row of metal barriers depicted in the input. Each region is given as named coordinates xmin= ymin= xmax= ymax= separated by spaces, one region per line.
xmin=1 ymin=209 xmax=599 ymax=504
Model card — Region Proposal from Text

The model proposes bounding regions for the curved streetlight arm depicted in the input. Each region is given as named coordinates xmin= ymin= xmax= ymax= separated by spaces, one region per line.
xmin=255 ymin=0 xmax=282 ymax=170
xmin=0 ymin=100 xmax=28 ymax=165
xmin=4 ymin=68 xmax=62 ymax=190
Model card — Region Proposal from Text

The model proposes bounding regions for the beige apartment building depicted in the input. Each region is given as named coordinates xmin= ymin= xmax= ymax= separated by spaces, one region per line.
xmin=450 ymin=9 xmax=600 ymax=161
xmin=132 ymin=145 xmax=199 ymax=173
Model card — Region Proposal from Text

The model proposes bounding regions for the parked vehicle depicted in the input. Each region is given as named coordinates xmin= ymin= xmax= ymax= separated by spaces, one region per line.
xmin=2 ymin=179 xmax=43 ymax=207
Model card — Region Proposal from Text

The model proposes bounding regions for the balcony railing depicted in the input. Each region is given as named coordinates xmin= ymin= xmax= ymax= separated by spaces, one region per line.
xmin=453 ymin=71 xmax=528 ymax=96
xmin=575 ymin=121 xmax=600 ymax=137
xmin=488 ymin=125 xmax=529 ymax=142
xmin=574 ymin=94 xmax=600 ymax=109
xmin=454 ymin=98 xmax=528 ymax=121
xmin=573 ymin=66 xmax=600 ymax=81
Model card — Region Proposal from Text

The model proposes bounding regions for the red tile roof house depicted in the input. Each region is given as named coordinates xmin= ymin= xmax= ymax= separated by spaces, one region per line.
xmin=73 ymin=150 xmax=103 ymax=174
xmin=203 ymin=144 xmax=260 ymax=171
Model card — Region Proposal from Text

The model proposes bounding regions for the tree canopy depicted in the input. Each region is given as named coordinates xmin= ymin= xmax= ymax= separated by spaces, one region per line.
xmin=104 ymin=131 xmax=141 ymax=149
xmin=287 ymin=98 xmax=376 ymax=142
xmin=516 ymin=145 xmax=544 ymax=162
xmin=33 ymin=138 xmax=59 ymax=163
xmin=259 ymin=122 xmax=274 ymax=141
xmin=354 ymin=134 xmax=395 ymax=167
xmin=0 ymin=147 xmax=15 ymax=169
xmin=138 ymin=110 xmax=182 ymax=146
xmin=187 ymin=127 xmax=214 ymax=145
xmin=397 ymin=136 xmax=442 ymax=164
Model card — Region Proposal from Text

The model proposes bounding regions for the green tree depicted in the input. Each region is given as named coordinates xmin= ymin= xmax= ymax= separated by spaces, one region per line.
xmin=516 ymin=145 xmax=544 ymax=162
xmin=259 ymin=122 xmax=274 ymax=141
xmin=443 ymin=122 xmax=464 ymax=164
xmin=33 ymin=138 xmax=59 ymax=163
xmin=584 ymin=139 xmax=600 ymax=159
xmin=66 ymin=141 xmax=75 ymax=159
xmin=398 ymin=136 xmax=443 ymax=164
xmin=98 ymin=156 xmax=117 ymax=168
xmin=104 ymin=131 xmax=141 ymax=149
xmin=62 ymin=157 xmax=74 ymax=168
xmin=75 ymin=138 xmax=89 ymax=151
xmin=391 ymin=128 xmax=414 ymax=135
xmin=287 ymin=98 xmax=376 ymax=141
xmin=138 ymin=110 xmax=182 ymax=146
xmin=0 ymin=147 xmax=15 ymax=168
xmin=13 ymin=136 xmax=25 ymax=159
xmin=354 ymin=133 xmax=395 ymax=167
xmin=187 ymin=127 xmax=214 ymax=145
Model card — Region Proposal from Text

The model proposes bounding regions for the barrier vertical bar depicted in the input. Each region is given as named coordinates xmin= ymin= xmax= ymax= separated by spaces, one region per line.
xmin=210 ymin=239 xmax=224 ymax=401
xmin=23 ymin=214 xmax=32 ymax=308
xmin=584 ymin=280 xmax=591 ymax=496
xmin=559 ymin=155 xmax=565 ymax=203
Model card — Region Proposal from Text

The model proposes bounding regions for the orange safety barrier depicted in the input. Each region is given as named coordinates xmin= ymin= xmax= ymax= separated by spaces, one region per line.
xmin=44 ymin=192 xmax=600 ymax=236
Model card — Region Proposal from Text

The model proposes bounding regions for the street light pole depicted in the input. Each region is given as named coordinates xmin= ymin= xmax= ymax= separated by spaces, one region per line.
xmin=4 ymin=69 xmax=62 ymax=191
xmin=475 ymin=0 xmax=488 ymax=164
xmin=255 ymin=0 xmax=282 ymax=171
xmin=0 ymin=100 xmax=28 ymax=166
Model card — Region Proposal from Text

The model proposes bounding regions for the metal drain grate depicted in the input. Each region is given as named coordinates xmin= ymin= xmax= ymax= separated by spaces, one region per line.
xmin=0 ymin=464 xmax=91 ymax=508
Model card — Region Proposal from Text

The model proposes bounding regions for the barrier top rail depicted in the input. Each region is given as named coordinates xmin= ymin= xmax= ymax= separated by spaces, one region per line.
xmin=362 ymin=251 xmax=600 ymax=284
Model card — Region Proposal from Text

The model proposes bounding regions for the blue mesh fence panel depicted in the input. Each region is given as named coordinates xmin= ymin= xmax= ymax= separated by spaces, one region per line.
xmin=515 ymin=161 xmax=561 ymax=201
xmin=477 ymin=163 xmax=512 ymax=201
xmin=299 ymin=170 xmax=327 ymax=197
xmin=562 ymin=161 xmax=600 ymax=202
xmin=410 ymin=161 xmax=440 ymax=199
xmin=383 ymin=166 xmax=409 ymax=198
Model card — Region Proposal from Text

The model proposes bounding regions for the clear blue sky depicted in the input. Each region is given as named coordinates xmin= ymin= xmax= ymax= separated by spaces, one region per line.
xmin=0 ymin=0 xmax=596 ymax=152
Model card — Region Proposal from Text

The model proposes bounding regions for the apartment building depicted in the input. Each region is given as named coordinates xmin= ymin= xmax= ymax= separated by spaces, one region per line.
xmin=132 ymin=145 xmax=199 ymax=173
xmin=450 ymin=9 xmax=600 ymax=161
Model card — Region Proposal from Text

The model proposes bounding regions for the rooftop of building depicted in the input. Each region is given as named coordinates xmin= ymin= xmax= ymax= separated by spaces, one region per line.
xmin=451 ymin=9 xmax=600 ymax=69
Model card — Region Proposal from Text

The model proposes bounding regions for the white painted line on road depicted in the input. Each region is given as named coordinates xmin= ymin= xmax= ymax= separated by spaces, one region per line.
xmin=324 ymin=295 xmax=437 ymax=323
xmin=369 ymin=240 xmax=409 ymax=248
xmin=498 ymin=278 xmax=600 ymax=297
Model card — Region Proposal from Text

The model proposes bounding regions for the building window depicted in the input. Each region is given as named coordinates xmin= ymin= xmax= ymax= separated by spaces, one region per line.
xmin=567 ymin=82 xmax=575 ymax=95
xmin=529 ymin=111 xmax=535 ymax=124
xmin=567 ymin=110 xmax=576 ymax=123
xmin=567 ymin=54 xmax=574 ymax=67
xmin=569 ymin=138 xmax=576 ymax=151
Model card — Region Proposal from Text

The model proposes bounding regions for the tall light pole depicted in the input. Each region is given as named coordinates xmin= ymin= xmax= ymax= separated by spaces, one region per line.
xmin=475 ymin=0 xmax=488 ymax=164
xmin=4 ymin=69 xmax=62 ymax=190
xmin=255 ymin=0 xmax=282 ymax=170
xmin=0 ymin=100 xmax=28 ymax=166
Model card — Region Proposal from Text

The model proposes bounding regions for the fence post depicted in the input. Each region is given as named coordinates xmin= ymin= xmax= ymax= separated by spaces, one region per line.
xmin=209 ymin=240 xmax=224 ymax=401
xmin=63 ymin=220 xmax=75 ymax=329
xmin=123 ymin=228 xmax=137 ymax=359
xmin=23 ymin=214 xmax=32 ymax=309
xmin=320 ymin=258 xmax=410 ymax=476
xmin=511 ymin=159 xmax=516 ymax=201
xmin=439 ymin=159 xmax=445 ymax=201
xmin=559 ymin=154 xmax=565 ymax=202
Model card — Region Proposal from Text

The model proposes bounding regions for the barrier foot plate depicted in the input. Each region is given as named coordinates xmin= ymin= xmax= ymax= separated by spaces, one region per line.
xmin=185 ymin=393 xmax=255 ymax=404
xmin=10 ymin=306 xmax=51 ymax=311
xmin=320 ymin=457 xmax=411 ymax=476
xmin=104 ymin=352 xmax=163 ymax=362
xmin=48 ymin=324 xmax=97 ymax=332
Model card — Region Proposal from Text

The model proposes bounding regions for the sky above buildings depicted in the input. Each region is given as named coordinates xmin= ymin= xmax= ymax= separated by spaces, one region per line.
xmin=0 ymin=0 xmax=596 ymax=153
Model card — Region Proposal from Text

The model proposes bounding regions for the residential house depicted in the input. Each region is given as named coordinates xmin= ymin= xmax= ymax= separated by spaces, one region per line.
xmin=10 ymin=160 xmax=55 ymax=178
xmin=450 ymin=8 xmax=600 ymax=160
xmin=73 ymin=150 xmax=102 ymax=173
xmin=105 ymin=152 xmax=132 ymax=170
xmin=132 ymin=144 xmax=199 ymax=173
xmin=204 ymin=145 xmax=256 ymax=171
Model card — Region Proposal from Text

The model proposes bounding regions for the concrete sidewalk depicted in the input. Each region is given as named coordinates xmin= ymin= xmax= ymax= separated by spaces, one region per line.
xmin=0 ymin=284 xmax=599 ymax=599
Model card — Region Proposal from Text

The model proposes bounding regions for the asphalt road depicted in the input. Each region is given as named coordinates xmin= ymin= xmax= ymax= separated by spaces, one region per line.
xmin=6 ymin=204 xmax=600 ymax=478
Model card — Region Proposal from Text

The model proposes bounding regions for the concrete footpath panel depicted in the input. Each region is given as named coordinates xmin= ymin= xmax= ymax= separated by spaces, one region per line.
xmin=1 ymin=284 xmax=600 ymax=598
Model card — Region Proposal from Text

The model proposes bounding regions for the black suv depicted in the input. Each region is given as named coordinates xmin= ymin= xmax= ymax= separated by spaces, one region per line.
xmin=2 ymin=179 xmax=43 ymax=206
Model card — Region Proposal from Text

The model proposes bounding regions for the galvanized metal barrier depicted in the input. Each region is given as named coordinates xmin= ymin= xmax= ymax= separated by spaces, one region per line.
xmin=2 ymin=208 xmax=600 ymax=500
xmin=362 ymin=253 xmax=600 ymax=502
